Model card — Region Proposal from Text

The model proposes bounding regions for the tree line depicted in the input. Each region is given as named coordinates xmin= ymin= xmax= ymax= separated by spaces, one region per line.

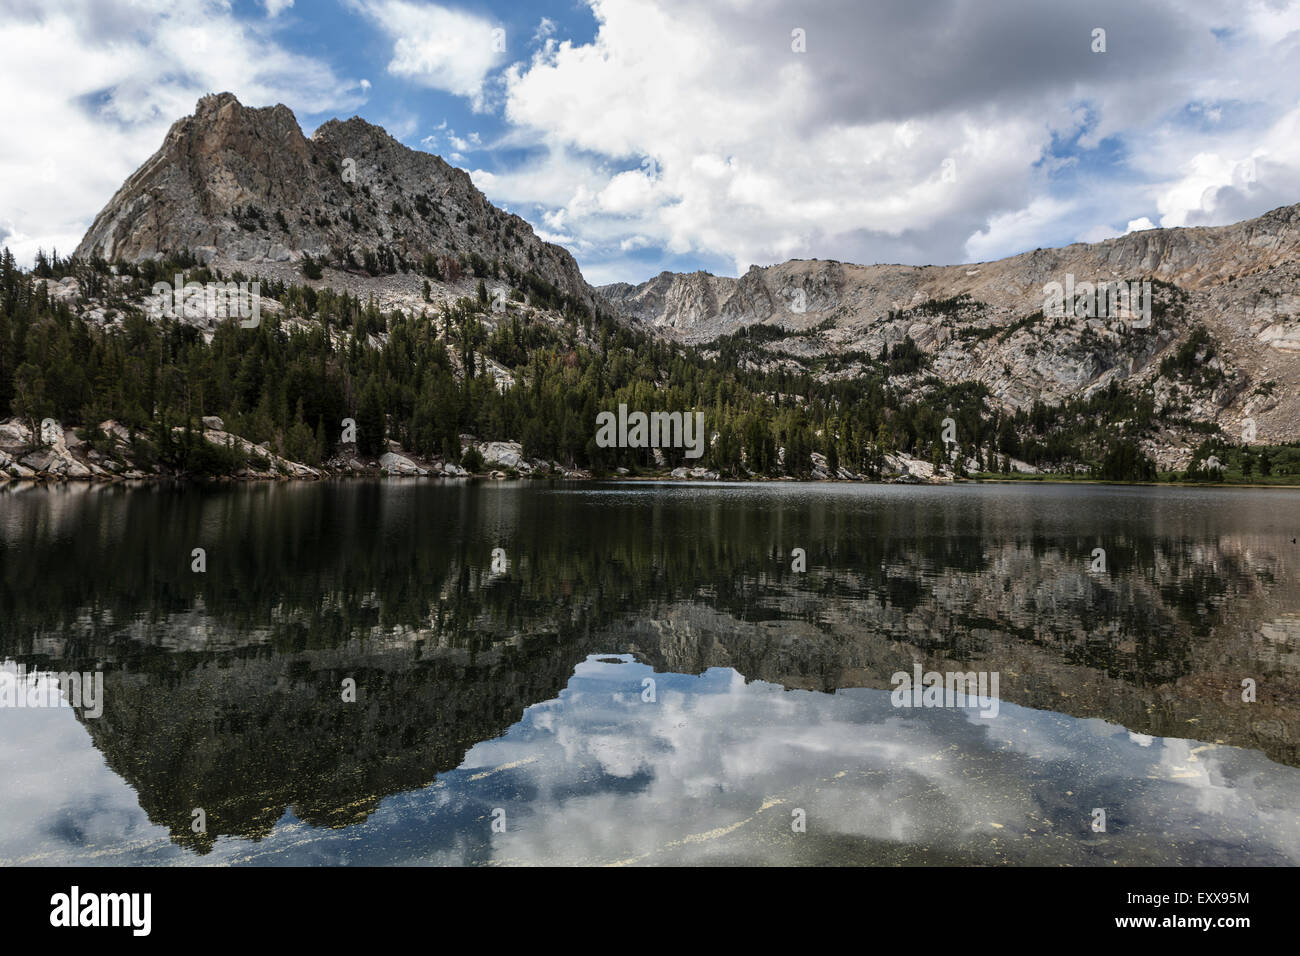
xmin=0 ymin=246 xmax=1252 ymax=482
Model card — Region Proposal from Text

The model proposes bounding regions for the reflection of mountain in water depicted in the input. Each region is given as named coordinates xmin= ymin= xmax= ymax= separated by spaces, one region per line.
xmin=624 ymin=602 xmax=1300 ymax=767
xmin=77 ymin=630 xmax=607 ymax=852
xmin=2 ymin=480 xmax=1298 ymax=848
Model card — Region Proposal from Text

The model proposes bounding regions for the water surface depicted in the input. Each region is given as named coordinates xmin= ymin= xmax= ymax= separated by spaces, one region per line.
xmin=1 ymin=480 xmax=1297 ymax=865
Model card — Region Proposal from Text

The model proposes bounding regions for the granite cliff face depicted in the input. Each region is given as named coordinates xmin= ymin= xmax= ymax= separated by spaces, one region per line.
xmin=601 ymin=206 xmax=1300 ymax=455
xmin=605 ymin=205 xmax=1300 ymax=342
xmin=74 ymin=92 xmax=593 ymax=307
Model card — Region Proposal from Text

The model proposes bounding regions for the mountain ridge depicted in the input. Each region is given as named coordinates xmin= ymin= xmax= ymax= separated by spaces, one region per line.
xmin=600 ymin=205 xmax=1300 ymax=460
xmin=75 ymin=92 xmax=596 ymax=310
xmin=2 ymin=92 xmax=1297 ymax=483
xmin=602 ymin=201 xmax=1300 ymax=341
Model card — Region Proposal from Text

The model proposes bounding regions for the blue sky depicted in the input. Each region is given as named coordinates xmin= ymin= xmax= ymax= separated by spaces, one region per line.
xmin=2 ymin=0 xmax=1299 ymax=284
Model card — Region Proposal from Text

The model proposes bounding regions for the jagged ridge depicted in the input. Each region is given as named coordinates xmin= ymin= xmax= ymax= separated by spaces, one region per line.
xmin=75 ymin=92 xmax=594 ymax=308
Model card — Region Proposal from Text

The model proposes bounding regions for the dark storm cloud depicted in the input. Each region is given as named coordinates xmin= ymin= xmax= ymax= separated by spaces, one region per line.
xmin=719 ymin=0 xmax=1220 ymax=126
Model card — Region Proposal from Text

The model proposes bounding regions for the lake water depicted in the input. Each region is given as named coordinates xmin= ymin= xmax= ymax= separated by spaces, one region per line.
xmin=1 ymin=479 xmax=1298 ymax=865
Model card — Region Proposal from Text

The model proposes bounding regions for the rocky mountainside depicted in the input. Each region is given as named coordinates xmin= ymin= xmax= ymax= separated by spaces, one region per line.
xmin=74 ymin=92 xmax=594 ymax=308
xmin=1 ymin=94 xmax=625 ymax=484
xmin=2 ymin=92 xmax=1292 ymax=482
xmin=602 ymin=206 xmax=1300 ymax=458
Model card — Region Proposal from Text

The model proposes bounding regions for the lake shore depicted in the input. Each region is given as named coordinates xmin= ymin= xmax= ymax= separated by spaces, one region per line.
xmin=6 ymin=468 xmax=1300 ymax=490
xmin=5 ymin=416 xmax=1299 ymax=489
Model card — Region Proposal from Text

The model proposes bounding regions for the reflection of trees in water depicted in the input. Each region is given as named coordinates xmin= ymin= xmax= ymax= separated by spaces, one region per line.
xmin=2 ymin=482 xmax=1297 ymax=847
xmin=75 ymin=627 xmax=609 ymax=853
xmin=0 ymin=483 xmax=1286 ymax=677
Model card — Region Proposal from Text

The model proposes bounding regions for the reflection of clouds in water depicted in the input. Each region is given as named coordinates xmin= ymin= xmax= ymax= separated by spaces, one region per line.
xmin=1153 ymin=738 xmax=1244 ymax=818
xmin=969 ymin=707 xmax=1079 ymax=763
xmin=458 ymin=658 xmax=1300 ymax=865
xmin=578 ymin=730 xmax=652 ymax=780
xmin=3 ymin=655 xmax=1299 ymax=866
xmin=471 ymin=666 xmax=991 ymax=862
xmin=0 ymin=706 xmax=167 ymax=863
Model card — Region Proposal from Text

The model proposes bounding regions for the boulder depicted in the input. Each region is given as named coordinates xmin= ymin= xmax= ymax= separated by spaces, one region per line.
xmin=98 ymin=420 xmax=133 ymax=444
xmin=20 ymin=447 xmax=92 ymax=478
xmin=0 ymin=450 xmax=38 ymax=479
xmin=478 ymin=441 xmax=529 ymax=472
xmin=0 ymin=420 xmax=32 ymax=444
xmin=379 ymin=452 xmax=428 ymax=476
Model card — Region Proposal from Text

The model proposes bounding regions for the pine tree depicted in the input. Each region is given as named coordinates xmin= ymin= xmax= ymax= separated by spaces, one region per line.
xmin=356 ymin=379 xmax=386 ymax=458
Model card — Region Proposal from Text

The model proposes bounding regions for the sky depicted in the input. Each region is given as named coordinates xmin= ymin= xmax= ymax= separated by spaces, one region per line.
xmin=1 ymin=0 xmax=1299 ymax=285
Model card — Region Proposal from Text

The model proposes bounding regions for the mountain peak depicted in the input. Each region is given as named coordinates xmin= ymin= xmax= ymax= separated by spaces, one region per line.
xmin=311 ymin=114 xmax=394 ymax=141
xmin=73 ymin=92 xmax=593 ymax=305
xmin=184 ymin=91 xmax=300 ymax=141
xmin=194 ymin=90 xmax=245 ymax=113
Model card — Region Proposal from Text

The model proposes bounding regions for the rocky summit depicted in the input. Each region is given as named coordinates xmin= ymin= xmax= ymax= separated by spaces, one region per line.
xmin=75 ymin=92 xmax=593 ymax=309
